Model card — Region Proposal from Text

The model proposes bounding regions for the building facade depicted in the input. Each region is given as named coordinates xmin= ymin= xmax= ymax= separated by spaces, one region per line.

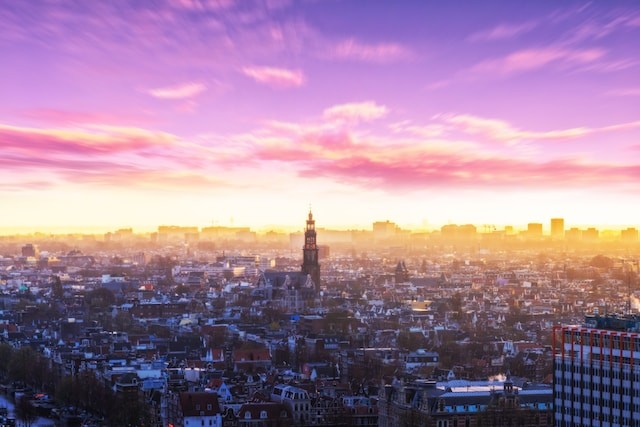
xmin=379 ymin=378 xmax=552 ymax=427
xmin=550 ymin=218 xmax=565 ymax=239
xmin=553 ymin=315 xmax=640 ymax=427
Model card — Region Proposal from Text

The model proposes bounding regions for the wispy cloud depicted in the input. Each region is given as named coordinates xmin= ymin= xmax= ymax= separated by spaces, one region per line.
xmin=19 ymin=108 xmax=154 ymax=126
xmin=0 ymin=123 xmax=176 ymax=155
xmin=329 ymin=38 xmax=412 ymax=63
xmin=389 ymin=121 xmax=446 ymax=138
xmin=438 ymin=113 xmax=640 ymax=144
xmin=252 ymin=122 xmax=640 ymax=190
xmin=607 ymin=88 xmax=640 ymax=97
xmin=3 ymin=101 xmax=640 ymax=195
xmin=564 ymin=11 xmax=640 ymax=44
xmin=468 ymin=21 xmax=539 ymax=42
xmin=168 ymin=0 xmax=236 ymax=11
xmin=241 ymin=66 xmax=305 ymax=88
xmin=323 ymin=101 xmax=388 ymax=124
xmin=469 ymin=46 xmax=606 ymax=76
xmin=0 ymin=123 xmax=214 ymax=188
xmin=147 ymin=82 xmax=207 ymax=100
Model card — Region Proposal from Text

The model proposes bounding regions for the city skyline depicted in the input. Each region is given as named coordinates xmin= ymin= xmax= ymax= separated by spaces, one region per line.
xmin=2 ymin=1 xmax=640 ymax=232
xmin=2 ymin=216 xmax=639 ymax=237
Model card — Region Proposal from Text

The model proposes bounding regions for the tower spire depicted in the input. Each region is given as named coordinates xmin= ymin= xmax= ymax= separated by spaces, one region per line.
xmin=301 ymin=209 xmax=320 ymax=292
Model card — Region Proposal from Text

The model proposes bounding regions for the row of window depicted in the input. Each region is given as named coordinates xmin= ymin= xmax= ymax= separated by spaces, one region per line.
xmin=557 ymin=381 xmax=639 ymax=396
xmin=557 ymin=362 xmax=640 ymax=374
xmin=557 ymin=417 xmax=640 ymax=427
xmin=562 ymin=331 xmax=640 ymax=351
xmin=556 ymin=398 xmax=640 ymax=413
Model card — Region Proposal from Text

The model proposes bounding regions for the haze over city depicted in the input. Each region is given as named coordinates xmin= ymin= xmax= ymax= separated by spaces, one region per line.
xmin=2 ymin=0 xmax=640 ymax=232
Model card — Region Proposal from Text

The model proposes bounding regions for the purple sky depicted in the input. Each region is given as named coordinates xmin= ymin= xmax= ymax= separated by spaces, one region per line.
xmin=2 ymin=0 xmax=640 ymax=232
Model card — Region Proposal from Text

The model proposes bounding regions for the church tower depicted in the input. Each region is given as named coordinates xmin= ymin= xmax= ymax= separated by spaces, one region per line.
xmin=301 ymin=210 xmax=320 ymax=292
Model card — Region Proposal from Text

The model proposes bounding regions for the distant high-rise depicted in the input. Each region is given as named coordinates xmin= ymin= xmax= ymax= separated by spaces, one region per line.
xmin=527 ymin=223 xmax=543 ymax=238
xmin=301 ymin=210 xmax=320 ymax=292
xmin=583 ymin=227 xmax=599 ymax=241
xmin=621 ymin=227 xmax=639 ymax=242
xmin=372 ymin=220 xmax=398 ymax=239
xmin=550 ymin=218 xmax=565 ymax=239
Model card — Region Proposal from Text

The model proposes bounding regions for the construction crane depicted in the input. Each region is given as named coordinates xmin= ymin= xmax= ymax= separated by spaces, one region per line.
xmin=482 ymin=224 xmax=496 ymax=234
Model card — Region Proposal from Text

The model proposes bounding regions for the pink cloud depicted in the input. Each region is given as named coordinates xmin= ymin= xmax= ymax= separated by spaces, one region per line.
xmin=245 ymin=115 xmax=640 ymax=191
xmin=0 ymin=124 xmax=176 ymax=156
xmin=389 ymin=121 xmax=446 ymax=138
xmin=468 ymin=21 xmax=539 ymax=42
xmin=607 ymin=88 xmax=640 ymax=97
xmin=470 ymin=46 xmax=606 ymax=76
xmin=0 ymin=120 xmax=260 ymax=191
xmin=299 ymin=146 xmax=640 ymax=191
xmin=241 ymin=66 xmax=305 ymax=88
xmin=168 ymin=0 xmax=236 ymax=11
xmin=292 ymin=142 xmax=640 ymax=190
xmin=147 ymin=82 xmax=207 ymax=99
xmin=322 ymin=101 xmax=388 ymax=124
xmin=19 ymin=108 xmax=155 ymax=126
xmin=0 ymin=180 xmax=54 ymax=192
xmin=330 ymin=38 xmax=412 ymax=62
xmin=440 ymin=113 xmax=640 ymax=144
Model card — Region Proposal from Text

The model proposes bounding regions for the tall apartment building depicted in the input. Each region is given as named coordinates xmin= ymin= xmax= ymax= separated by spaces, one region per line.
xmin=553 ymin=315 xmax=640 ymax=427
xmin=527 ymin=223 xmax=543 ymax=239
xmin=551 ymin=218 xmax=565 ymax=239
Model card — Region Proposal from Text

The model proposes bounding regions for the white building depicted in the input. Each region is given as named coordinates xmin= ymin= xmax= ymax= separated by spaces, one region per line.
xmin=169 ymin=392 xmax=223 ymax=427
xmin=271 ymin=384 xmax=312 ymax=425
xmin=554 ymin=315 xmax=640 ymax=427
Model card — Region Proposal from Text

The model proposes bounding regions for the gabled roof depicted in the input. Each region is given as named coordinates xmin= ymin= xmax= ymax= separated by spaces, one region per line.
xmin=179 ymin=392 xmax=221 ymax=417
xmin=233 ymin=348 xmax=270 ymax=362
xmin=237 ymin=402 xmax=291 ymax=420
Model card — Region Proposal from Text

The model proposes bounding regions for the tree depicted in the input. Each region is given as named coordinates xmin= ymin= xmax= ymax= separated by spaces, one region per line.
xmin=54 ymin=376 xmax=75 ymax=407
xmin=8 ymin=346 xmax=37 ymax=385
xmin=107 ymin=394 xmax=151 ymax=427
xmin=0 ymin=342 xmax=14 ymax=379
xmin=15 ymin=397 xmax=37 ymax=427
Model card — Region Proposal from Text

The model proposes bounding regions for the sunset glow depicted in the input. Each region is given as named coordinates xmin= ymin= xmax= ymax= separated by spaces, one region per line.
xmin=2 ymin=1 xmax=640 ymax=232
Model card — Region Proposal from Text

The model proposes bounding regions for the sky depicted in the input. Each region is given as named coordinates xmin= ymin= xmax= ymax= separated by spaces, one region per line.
xmin=2 ymin=0 xmax=640 ymax=233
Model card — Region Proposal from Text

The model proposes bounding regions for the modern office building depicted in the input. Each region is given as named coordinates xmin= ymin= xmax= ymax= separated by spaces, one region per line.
xmin=527 ymin=223 xmax=543 ymax=239
xmin=551 ymin=218 xmax=565 ymax=239
xmin=553 ymin=315 xmax=640 ymax=427
xmin=621 ymin=228 xmax=639 ymax=242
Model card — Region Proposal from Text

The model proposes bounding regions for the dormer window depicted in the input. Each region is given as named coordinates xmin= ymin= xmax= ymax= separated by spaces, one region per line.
xmin=207 ymin=404 xmax=212 ymax=410
xmin=244 ymin=411 xmax=251 ymax=419
xmin=260 ymin=410 xmax=268 ymax=419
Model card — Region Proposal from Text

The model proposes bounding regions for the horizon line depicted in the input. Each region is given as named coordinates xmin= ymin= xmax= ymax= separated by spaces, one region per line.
xmin=2 ymin=220 xmax=640 ymax=236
